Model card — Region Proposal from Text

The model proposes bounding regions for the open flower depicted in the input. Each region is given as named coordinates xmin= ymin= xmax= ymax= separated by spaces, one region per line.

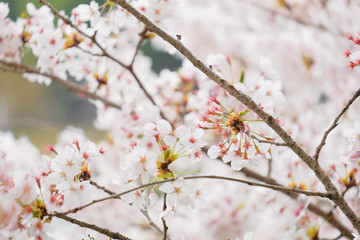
xmin=124 ymin=147 xmax=157 ymax=184
xmin=201 ymin=97 xmax=274 ymax=170
xmin=175 ymin=126 xmax=207 ymax=154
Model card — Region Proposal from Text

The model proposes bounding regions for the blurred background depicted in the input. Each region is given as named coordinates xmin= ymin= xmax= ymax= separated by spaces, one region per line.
xmin=0 ymin=0 xmax=181 ymax=148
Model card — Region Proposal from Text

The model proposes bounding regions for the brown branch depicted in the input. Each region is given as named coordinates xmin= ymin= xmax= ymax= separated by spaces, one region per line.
xmin=54 ymin=214 xmax=132 ymax=240
xmin=130 ymin=26 xmax=149 ymax=67
xmin=314 ymin=88 xmax=360 ymax=160
xmin=0 ymin=60 xmax=122 ymax=110
xmin=247 ymin=132 xmax=287 ymax=146
xmin=50 ymin=175 xmax=331 ymax=218
xmin=140 ymin=209 xmax=166 ymax=237
xmin=88 ymin=179 xmax=116 ymax=196
xmin=110 ymin=0 xmax=360 ymax=232
xmin=162 ymin=193 xmax=168 ymax=240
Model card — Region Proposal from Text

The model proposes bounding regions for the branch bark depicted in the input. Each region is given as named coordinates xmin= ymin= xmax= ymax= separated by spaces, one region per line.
xmin=54 ymin=214 xmax=132 ymax=240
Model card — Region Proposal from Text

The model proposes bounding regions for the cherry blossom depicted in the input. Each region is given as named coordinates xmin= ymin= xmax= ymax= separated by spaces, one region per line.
xmin=123 ymin=147 xmax=157 ymax=184
xmin=71 ymin=1 xmax=100 ymax=27
xmin=343 ymin=121 xmax=360 ymax=166
xmin=175 ymin=126 xmax=207 ymax=155
xmin=1 ymin=0 xmax=360 ymax=239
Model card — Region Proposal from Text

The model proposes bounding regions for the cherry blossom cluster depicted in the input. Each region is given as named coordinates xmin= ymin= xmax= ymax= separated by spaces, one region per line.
xmin=0 ymin=2 xmax=23 ymax=63
xmin=200 ymin=96 xmax=274 ymax=170
xmin=111 ymin=120 xmax=208 ymax=217
xmin=0 ymin=131 xmax=105 ymax=239
xmin=197 ymin=54 xmax=282 ymax=171
xmin=143 ymin=120 xmax=207 ymax=178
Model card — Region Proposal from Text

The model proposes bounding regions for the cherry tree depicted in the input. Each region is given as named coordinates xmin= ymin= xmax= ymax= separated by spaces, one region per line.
xmin=1 ymin=0 xmax=360 ymax=239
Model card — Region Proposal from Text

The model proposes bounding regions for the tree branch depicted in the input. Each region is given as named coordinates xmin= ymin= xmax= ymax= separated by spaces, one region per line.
xmin=50 ymin=175 xmax=331 ymax=218
xmin=110 ymin=0 xmax=360 ymax=232
xmin=162 ymin=193 xmax=168 ymax=240
xmin=314 ymin=88 xmax=360 ymax=160
xmin=0 ymin=60 xmax=122 ymax=110
xmin=130 ymin=26 xmax=149 ymax=67
xmin=54 ymin=214 xmax=132 ymax=240
xmin=246 ymin=132 xmax=287 ymax=146
xmin=140 ymin=208 xmax=166 ymax=238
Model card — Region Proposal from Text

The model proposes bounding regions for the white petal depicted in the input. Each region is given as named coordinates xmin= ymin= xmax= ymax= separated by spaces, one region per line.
xmin=164 ymin=135 xmax=177 ymax=146
xmin=354 ymin=121 xmax=360 ymax=133
xmin=175 ymin=126 xmax=190 ymax=139
xmin=207 ymin=145 xmax=220 ymax=159
xmin=157 ymin=119 xmax=173 ymax=135
xmin=195 ymin=139 xmax=208 ymax=148
xmin=344 ymin=129 xmax=357 ymax=140
xmin=231 ymin=159 xmax=248 ymax=171
xmin=159 ymin=182 xmax=174 ymax=193
xmin=222 ymin=154 xmax=231 ymax=163
xmin=244 ymin=232 xmax=253 ymax=240
xmin=192 ymin=128 xmax=204 ymax=139
xmin=143 ymin=122 xmax=158 ymax=136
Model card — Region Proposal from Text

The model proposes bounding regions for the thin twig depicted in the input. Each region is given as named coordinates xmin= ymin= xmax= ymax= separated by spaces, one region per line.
xmin=54 ymin=214 xmax=132 ymax=240
xmin=162 ymin=193 xmax=168 ymax=240
xmin=0 ymin=60 xmax=122 ymax=110
xmin=267 ymin=155 xmax=272 ymax=177
xmin=110 ymin=0 xmax=360 ymax=232
xmin=50 ymin=175 xmax=331 ymax=218
xmin=314 ymin=88 xmax=360 ymax=160
xmin=140 ymin=208 xmax=167 ymax=237
xmin=130 ymin=26 xmax=149 ymax=67
xmin=247 ymin=132 xmax=287 ymax=146
xmin=88 ymin=179 xmax=116 ymax=196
